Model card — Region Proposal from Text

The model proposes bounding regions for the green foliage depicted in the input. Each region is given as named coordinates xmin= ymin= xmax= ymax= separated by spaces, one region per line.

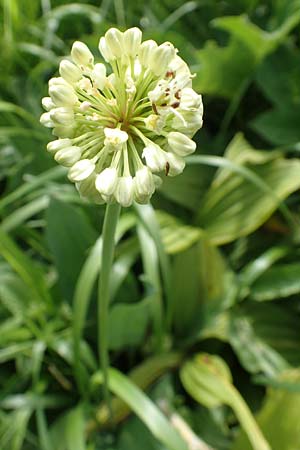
xmin=1 ymin=0 xmax=300 ymax=449
xmin=233 ymin=369 xmax=300 ymax=450
xmin=197 ymin=134 xmax=300 ymax=244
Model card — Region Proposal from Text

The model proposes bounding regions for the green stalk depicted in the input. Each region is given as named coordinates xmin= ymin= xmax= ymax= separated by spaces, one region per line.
xmin=230 ymin=390 xmax=271 ymax=450
xmin=98 ymin=202 xmax=121 ymax=412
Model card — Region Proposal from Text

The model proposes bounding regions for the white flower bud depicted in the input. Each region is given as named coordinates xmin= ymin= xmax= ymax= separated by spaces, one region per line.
xmin=180 ymin=88 xmax=202 ymax=109
xmin=172 ymin=109 xmax=203 ymax=137
xmin=115 ymin=176 xmax=134 ymax=207
xmin=68 ymin=159 xmax=95 ymax=182
xmin=71 ymin=41 xmax=94 ymax=67
xmin=42 ymin=97 xmax=55 ymax=111
xmin=76 ymin=173 xmax=105 ymax=204
xmin=47 ymin=138 xmax=72 ymax=155
xmin=134 ymin=166 xmax=155 ymax=197
xmin=123 ymin=27 xmax=142 ymax=57
xmin=149 ymin=42 xmax=176 ymax=76
xmin=48 ymin=77 xmax=70 ymax=87
xmin=104 ymin=28 xmax=124 ymax=59
xmin=50 ymin=107 xmax=74 ymax=125
xmin=40 ymin=112 xmax=54 ymax=128
xmin=104 ymin=128 xmax=128 ymax=146
xmin=138 ymin=40 xmax=157 ymax=67
xmin=142 ymin=143 xmax=167 ymax=172
xmin=167 ymin=131 xmax=196 ymax=156
xmin=59 ymin=59 xmax=82 ymax=84
xmin=134 ymin=193 xmax=151 ymax=204
xmin=49 ymin=84 xmax=77 ymax=107
xmin=92 ymin=63 xmax=106 ymax=90
xmin=54 ymin=146 xmax=82 ymax=166
xmin=95 ymin=167 xmax=118 ymax=196
xmin=165 ymin=152 xmax=185 ymax=176
xmin=98 ymin=37 xmax=113 ymax=62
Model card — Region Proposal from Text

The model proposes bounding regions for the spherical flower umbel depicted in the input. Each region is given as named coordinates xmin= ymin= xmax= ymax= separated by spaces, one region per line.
xmin=41 ymin=27 xmax=203 ymax=207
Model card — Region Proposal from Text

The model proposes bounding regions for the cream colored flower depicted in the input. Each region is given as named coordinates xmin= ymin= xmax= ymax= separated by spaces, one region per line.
xmin=41 ymin=27 xmax=203 ymax=207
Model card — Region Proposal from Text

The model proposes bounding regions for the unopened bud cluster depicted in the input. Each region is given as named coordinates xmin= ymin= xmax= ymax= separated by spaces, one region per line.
xmin=41 ymin=27 xmax=203 ymax=206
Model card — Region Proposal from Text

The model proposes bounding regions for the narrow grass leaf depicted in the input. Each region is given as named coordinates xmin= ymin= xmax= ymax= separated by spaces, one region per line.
xmin=93 ymin=368 xmax=188 ymax=450
xmin=0 ymin=228 xmax=51 ymax=304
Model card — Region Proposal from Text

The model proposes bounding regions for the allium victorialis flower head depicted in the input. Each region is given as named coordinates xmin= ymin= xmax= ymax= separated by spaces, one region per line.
xmin=40 ymin=27 xmax=203 ymax=207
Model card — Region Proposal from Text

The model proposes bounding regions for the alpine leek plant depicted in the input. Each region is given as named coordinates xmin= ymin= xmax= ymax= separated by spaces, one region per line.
xmin=40 ymin=27 xmax=203 ymax=413
xmin=40 ymin=27 xmax=203 ymax=207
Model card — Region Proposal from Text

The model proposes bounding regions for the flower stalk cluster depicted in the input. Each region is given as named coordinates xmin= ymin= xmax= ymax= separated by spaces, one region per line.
xmin=41 ymin=27 xmax=203 ymax=207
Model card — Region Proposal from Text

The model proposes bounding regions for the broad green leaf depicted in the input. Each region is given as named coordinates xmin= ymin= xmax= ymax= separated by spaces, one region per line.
xmin=229 ymin=303 xmax=300 ymax=375
xmin=255 ymin=46 xmax=300 ymax=108
xmin=195 ymin=12 xmax=300 ymax=98
xmin=197 ymin=134 xmax=300 ymax=244
xmin=250 ymin=263 xmax=300 ymax=301
xmin=50 ymin=406 xmax=86 ymax=450
xmin=233 ymin=369 xmax=300 ymax=450
xmin=158 ymin=164 xmax=214 ymax=211
xmin=192 ymin=406 xmax=231 ymax=450
xmin=117 ymin=416 xmax=165 ymax=450
xmin=45 ymin=198 xmax=97 ymax=302
xmin=92 ymin=368 xmax=188 ymax=450
xmin=167 ymin=233 xmax=235 ymax=338
xmin=180 ymin=354 xmax=271 ymax=450
xmin=156 ymin=210 xmax=203 ymax=254
xmin=65 ymin=406 xmax=86 ymax=450
xmin=252 ymin=46 xmax=300 ymax=145
xmin=239 ymin=246 xmax=290 ymax=291
xmin=195 ymin=37 xmax=253 ymax=98
xmin=171 ymin=240 xmax=217 ymax=337
xmin=108 ymin=299 xmax=151 ymax=350
xmin=251 ymin=106 xmax=300 ymax=145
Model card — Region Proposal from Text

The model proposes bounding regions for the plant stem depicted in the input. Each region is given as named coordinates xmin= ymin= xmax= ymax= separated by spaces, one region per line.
xmin=231 ymin=390 xmax=271 ymax=450
xmin=98 ymin=202 xmax=121 ymax=413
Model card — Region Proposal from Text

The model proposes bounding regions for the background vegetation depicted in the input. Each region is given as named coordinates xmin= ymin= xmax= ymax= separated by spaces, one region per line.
xmin=1 ymin=1 xmax=300 ymax=449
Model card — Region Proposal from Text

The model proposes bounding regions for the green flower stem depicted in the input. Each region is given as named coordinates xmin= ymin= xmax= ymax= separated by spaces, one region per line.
xmin=230 ymin=390 xmax=271 ymax=450
xmin=98 ymin=202 xmax=121 ymax=412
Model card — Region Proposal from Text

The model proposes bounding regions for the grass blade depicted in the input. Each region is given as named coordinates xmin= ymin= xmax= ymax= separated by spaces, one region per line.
xmin=92 ymin=367 xmax=188 ymax=450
